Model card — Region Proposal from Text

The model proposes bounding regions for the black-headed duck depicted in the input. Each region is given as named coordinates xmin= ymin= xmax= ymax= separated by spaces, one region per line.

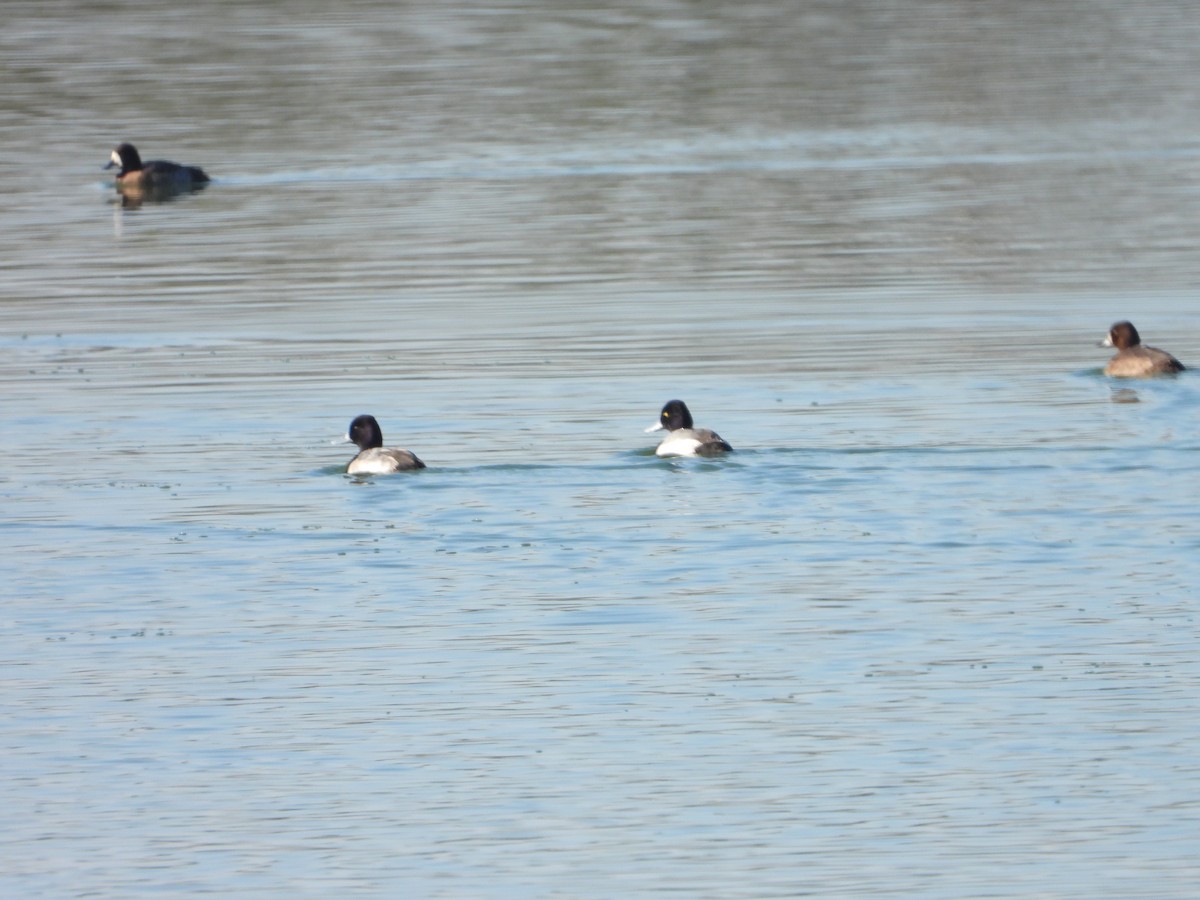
xmin=104 ymin=143 xmax=209 ymax=199
xmin=644 ymin=400 xmax=733 ymax=457
xmin=345 ymin=415 xmax=425 ymax=475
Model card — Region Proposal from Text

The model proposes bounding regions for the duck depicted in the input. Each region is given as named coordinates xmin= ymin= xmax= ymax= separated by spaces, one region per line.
xmin=104 ymin=143 xmax=209 ymax=196
xmin=645 ymin=400 xmax=733 ymax=457
xmin=345 ymin=415 xmax=425 ymax=474
xmin=1101 ymin=321 xmax=1185 ymax=377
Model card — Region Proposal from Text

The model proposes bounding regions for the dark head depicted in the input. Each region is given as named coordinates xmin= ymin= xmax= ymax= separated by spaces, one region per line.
xmin=1105 ymin=321 xmax=1141 ymax=350
xmin=348 ymin=414 xmax=384 ymax=450
xmin=104 ymin=143 xmax=143 ymax=174
xmin=659 ymin=399 xmax=694 ymax=431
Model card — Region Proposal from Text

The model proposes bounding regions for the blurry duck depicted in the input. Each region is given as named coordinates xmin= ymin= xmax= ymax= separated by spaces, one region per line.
xmin=645 ymin=400 xmax=733 ymax=457
xmin=1100 ymin=321 xmax=1184 ymax=377
xmin=344 ymin=415 xmax=426 ymax=475
xmin=104 ymin=142 xmax=209 ymax=201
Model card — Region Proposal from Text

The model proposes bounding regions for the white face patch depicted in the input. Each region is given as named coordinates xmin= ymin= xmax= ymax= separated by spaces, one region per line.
xmin=1102 ymin=333 xmax=1114 ymax=347
xmin=110 ymin=149 xmax=123 ymax=167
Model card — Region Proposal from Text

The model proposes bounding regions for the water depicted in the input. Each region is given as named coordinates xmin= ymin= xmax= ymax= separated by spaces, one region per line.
xmin=3 ymin=1 xmax=1200 ymax=896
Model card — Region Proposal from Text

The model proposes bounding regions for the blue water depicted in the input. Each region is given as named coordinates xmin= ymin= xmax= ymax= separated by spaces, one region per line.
xmin=3 ymin=2 xmax=1200 ymax=896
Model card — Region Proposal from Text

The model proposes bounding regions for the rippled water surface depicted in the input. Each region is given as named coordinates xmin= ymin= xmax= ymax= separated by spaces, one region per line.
xmin=3 ymin=2 xmax=1200 ymax=896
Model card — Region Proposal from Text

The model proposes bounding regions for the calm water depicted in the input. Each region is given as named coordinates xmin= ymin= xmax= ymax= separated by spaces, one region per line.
xmin=3 ymin=1 xmax=1200 ymax=896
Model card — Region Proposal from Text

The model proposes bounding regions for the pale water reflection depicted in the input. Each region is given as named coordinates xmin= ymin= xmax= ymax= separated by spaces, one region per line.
xmin=3 ymin=1 xmax=1199 ymax=897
